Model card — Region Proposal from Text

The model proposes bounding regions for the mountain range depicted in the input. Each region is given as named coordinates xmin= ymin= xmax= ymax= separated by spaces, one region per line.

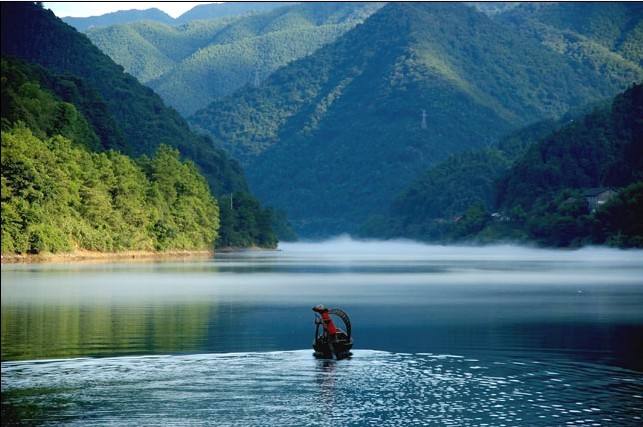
xmin=62 ymin=2 xmax=293 ymax=32
xmin=188 ymin=2 xmax=641 ymax=237
xmin=83 ymin=2 xmax=384 ymax=115
xmin=5 ymin=1 xmax=641 ymax=247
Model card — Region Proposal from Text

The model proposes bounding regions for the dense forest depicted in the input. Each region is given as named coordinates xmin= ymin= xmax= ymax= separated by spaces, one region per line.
xmin=0 ymin=2 xmax=247 ymax=195
xmin=189 ymin=2 xmax=641 ymax=237
xmin=367 ymin=84 xmax=642 ymax=248
xmin=1 ymin=3 xmax=281 ymax=254
xmin=84 ymin=2 xmax=384 ymax=115
xmin=1 ymin=58 xmax=219 ymax=253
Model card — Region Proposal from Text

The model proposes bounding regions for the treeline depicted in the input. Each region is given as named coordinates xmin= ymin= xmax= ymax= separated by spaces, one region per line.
xmin=2 ymin=126 xmax=219 ymax=253
xmin=365 ymin=84 xmax=642 ymax=248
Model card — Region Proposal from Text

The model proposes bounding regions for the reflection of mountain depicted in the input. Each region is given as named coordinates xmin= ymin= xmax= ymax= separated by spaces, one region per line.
xmin=1 ymin=302 xmax=217 ymax=360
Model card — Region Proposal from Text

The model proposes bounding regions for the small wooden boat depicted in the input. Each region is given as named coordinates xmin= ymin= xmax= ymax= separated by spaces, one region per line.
xmin=312 ymin=306 xmax=353 ymax=359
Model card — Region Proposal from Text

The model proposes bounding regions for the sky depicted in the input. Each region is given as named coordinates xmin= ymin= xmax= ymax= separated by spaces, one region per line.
xmin=43 ymin=2 xmax=218 ymax=18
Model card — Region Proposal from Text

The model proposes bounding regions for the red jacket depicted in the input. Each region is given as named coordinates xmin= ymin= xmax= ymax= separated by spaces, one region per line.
xmin=321 ymin=312 xmax=338 ymax=335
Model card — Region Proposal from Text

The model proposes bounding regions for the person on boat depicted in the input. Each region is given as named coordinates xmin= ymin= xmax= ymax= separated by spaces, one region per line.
xmin=313 ymin=304 xmax=338 ymax=337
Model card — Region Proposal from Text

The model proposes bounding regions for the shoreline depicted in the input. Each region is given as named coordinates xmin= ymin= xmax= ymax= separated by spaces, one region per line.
xmin=1 ymin=246 xmax=279 ymax=264
xmin=1 ymin=249 xmax=214 ymax=264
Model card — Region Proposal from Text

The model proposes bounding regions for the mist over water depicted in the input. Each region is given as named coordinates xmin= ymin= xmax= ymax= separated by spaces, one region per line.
xmin=281 ymin=235 xmax=642 ymax=262
xmin=2 ymin=239 xmax=642 ymax=425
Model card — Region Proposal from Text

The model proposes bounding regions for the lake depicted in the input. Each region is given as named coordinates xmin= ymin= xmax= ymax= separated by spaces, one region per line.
xmin=2 ymin=238 xmax=642 ymax=425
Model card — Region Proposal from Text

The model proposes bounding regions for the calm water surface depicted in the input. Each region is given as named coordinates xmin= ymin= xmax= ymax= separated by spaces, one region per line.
xmin=2 ymin=239 xmax=642 ymax=425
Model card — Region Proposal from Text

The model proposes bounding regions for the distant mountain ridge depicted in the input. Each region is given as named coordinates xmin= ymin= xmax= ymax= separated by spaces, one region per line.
xmin=84 ymin=2 xmax=384 ymax=115
xmin=189 ymin=2 xmax=641 ymax=237
xmin=61 ymin=2 xmax=295 ymax=31
xmin=62 ymin=8 xmax=174 ymax=32
xmin=174 ymin=2 xmax=297 ymax=24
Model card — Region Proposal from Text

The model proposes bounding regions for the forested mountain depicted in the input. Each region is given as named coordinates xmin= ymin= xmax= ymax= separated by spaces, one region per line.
xmin=493 ymin=83 xmax=643 ymax=248
xmin=62 ymin=8 xmax=174 ymax=32
xmin=62 ymin=2 xmax=295 ymax=31
xmin=190 ymin=2 xmax=641 ymax=237
xmin=1 ymin=3 xmax=280 ymax=252
xmin=1 ymin=1 xmax=247 ymax=196
xmin=362 ymin=119 xmax=566 ymax=239
xmin=84 ymin=2 xmax=384 ymax=115
xmin=498 ymin=2 xmax=643 ymax=68
xmin=370 ymin=83 xmax=642 ymax=248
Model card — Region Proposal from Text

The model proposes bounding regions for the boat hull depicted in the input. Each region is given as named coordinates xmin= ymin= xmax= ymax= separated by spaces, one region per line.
xmin=313 ymin=331 xmax=353 ymax=359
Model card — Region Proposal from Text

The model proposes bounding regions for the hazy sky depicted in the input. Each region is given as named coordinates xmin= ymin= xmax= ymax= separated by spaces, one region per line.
xmin=43 ymin=2 xmax=218 ymax=18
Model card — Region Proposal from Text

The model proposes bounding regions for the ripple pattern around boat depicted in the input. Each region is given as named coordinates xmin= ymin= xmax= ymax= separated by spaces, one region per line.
xmin=2 ymin=351 xmax=642 ymax=426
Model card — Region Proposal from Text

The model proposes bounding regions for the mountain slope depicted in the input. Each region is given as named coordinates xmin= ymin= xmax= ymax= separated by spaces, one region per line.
xmin=85 ymin=2 xmax=384 ymax=115
xmin=1 ymin=1 xmax=246 ymax=195
xmin=494 ymin=84 xmax=643 ymax=248
xmin=1 ymin=2 xmax=281 ymax=249
xmin=365 ymin=83 xmax=642 ymax=248
xmin=62 ymin=3 xmax=295 ymax=32
xmin=498 ymin=2 xmax=643 ymax=66
xmin=498 ymin=2 xmax=642 ymax=75
xmin=496 ymin=83 xmax=643 ymax=212
xmin=190 ymin=2 xmax=641 ymax=237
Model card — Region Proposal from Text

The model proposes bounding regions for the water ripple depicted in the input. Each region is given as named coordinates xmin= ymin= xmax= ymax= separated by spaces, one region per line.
xmin=2 ymin=351 xmax=642 ymax=426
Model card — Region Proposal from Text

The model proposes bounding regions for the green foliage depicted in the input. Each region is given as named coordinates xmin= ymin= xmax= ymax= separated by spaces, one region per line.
xmin=1 ymin=57 xmax=120 ymax=152
xmin=1 ymin=3 xmax=280 ymax=249
xmin=500 ymin=2 xmax=643 ymax=66
xmin=85 ymin=2 xmax=385 ymax=115
xmin=1 ymin=1 xmax=249 ymax=196
xmin=447 ymin=201 xmax=492 ymax=242
xmin=215 ymin=192 xmax=279 ymax=249
xmin=496 ymin=84 xmax=642 ymax=212
xmin=593 ymin=182 xmax=643 ymax=248
xmin=1 ymin=126 xmax=220 ymax=254
xmin=189 ymin=2 xmax=641 ymax=238
xmin=484 ymin=84 xmax=640 ymax=247
xmin=523 ymin=189 xmax=593 ymax=247
xmin=368 ymin=83 xmax=642 ymax=248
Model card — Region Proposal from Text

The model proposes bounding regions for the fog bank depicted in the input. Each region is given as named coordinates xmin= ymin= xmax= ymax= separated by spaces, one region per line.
xmin=278 ymin=235 xmax=643 ymax=263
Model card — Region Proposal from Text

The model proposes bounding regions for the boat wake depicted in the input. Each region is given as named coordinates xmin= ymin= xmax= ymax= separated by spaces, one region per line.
xmin=3 ymin=350 xmax=641 ymax=426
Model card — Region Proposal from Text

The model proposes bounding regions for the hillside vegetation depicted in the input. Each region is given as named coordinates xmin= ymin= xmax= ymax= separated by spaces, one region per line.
xmin=1 ymin=2 xmax=246 ymax=195
xmin=85 ymin=2 xmax=384 ymax=115
xmin=1 ymin=58 xmax=219 ymax=253
xmin=189 ymin=2 xmax=641 ymax=237
xmin=370 ymin=84 xmax=642 ymax=248
xmin=1 ymin=3 xmax=280 ymax=253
